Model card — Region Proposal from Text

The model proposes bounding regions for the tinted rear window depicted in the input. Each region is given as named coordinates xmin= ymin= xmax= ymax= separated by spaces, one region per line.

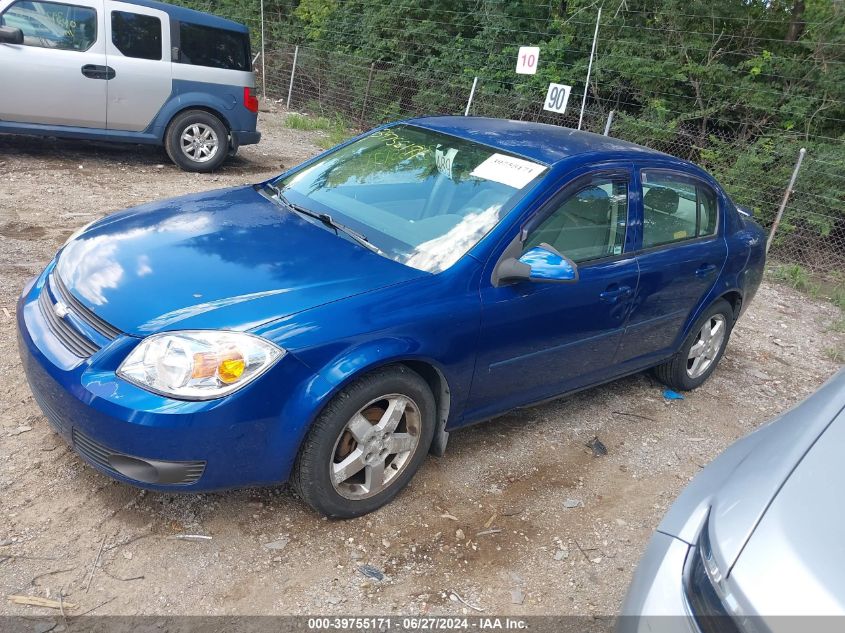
xmin=178 ymin=22 xmax=249 ymax=71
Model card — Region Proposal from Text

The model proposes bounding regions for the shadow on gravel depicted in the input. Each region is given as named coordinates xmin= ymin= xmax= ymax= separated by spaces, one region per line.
xmin=0 ymin=133 xmax=260 ymax=173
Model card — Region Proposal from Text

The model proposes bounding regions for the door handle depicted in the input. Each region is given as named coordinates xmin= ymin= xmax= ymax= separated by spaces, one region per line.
xmin=599 ymin=285 xmax=633 ymax=304
xmin=695 ymin=263 xmax=718 ymax=277
xmin=81 ymin=64 xmax=116 ymax=80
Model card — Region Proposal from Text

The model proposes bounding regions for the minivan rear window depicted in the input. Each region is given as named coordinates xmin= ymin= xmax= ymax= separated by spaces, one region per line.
xmin=177 ymin=22 xmax=250 ymax=71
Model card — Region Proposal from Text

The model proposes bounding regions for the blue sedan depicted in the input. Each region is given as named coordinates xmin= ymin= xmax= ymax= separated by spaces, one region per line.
xmin=17 ymin=117 xmax=766 ymax=517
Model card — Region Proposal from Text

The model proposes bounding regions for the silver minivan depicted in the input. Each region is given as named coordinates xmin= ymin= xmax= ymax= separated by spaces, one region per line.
xmin=0 ymin=0 xmax=260 ymax=171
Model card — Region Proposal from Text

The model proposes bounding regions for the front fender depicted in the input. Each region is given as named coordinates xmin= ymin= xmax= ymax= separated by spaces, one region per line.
xmin=268 ymin=343 xmax=457 ymax=481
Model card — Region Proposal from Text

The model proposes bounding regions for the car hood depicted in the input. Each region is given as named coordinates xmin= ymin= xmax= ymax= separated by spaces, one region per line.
xmin=657 ymin=370 xmax=845 ymax=577
xmin=56 ymin=186 xmax=426 ymax=335
xmin=728 ymin=409 xmax=845 ymax=615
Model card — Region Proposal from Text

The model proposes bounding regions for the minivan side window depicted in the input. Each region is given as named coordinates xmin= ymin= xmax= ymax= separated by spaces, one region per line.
xmin=641 ymin=170 xmax=719 ymax=249
xmin=178 ymin=22 xmax=250 ymax=71
xmin=524 ymin=176 xmax=629 ymax=263
xmin=111 ymin=10 xmax=161 ymax=60
xmin=1 ymin=0 xmax=96 ymax=51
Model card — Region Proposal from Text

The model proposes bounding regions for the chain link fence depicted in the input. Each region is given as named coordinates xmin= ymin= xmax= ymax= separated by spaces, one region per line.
xmin=255 ymin=40 xmax=844 ymax=283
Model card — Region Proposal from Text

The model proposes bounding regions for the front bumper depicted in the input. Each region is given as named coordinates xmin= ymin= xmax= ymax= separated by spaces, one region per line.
xmin=17 ymin=266 xmax=319 ymax=491
xmin=617 ymin=532 xmax=698 ymax=633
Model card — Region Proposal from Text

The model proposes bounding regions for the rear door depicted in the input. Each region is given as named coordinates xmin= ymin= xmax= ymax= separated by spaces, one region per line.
xmin=104 ymin=0 xmax=170 ymax=131
xmin=615 ymin=167 xmax=728 ymax=364
xmin=0 ymin=0 xmax=106 ymax=128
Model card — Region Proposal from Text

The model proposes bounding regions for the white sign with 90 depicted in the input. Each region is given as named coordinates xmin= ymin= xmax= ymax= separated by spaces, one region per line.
xmin=543 ymin=83 xmax=572 ymax=114
xmin=515 ymin=46 xmax=539 ymax=75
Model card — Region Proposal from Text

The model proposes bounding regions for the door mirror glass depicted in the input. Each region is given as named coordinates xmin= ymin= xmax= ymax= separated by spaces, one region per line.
xmin=0 ymin=25 xmax=23 ymax=44
xmin=518 ymin=245 xmax=578 ymax=282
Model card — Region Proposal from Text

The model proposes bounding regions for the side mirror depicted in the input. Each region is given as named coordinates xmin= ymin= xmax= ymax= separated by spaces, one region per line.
xmin=496 ymin=244 xmax=578 ymax=285
xmin=0 ymin=26 xmax=23 ymax=44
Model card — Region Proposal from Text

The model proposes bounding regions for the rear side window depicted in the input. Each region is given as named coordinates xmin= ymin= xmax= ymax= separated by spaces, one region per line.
xmin=641 ymin=171 xmax=719 ymax=248
xmin=111 ymin=10 xmax=161 ymax=60
xmin=177 ymin=22 xmax=249 ymax=71
xmin=1 ymin=0 xmax=97 ymax=51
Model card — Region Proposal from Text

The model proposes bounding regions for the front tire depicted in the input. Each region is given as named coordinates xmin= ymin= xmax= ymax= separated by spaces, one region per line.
xmin=164 ymin=110 xmax=230 ymax=172
xmin=654 ymin=299 xmax=734 ymax=391
xmin=292 ymin=365 xmax=436 ymax=518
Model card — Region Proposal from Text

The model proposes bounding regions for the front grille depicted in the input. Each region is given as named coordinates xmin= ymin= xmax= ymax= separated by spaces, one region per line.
xmin=72 ymin=427 xmax=113 ymax=472
xmin=38 ymin=287 xmax=99 ymax=357
xmin=72 ymin=428 xmax=207 ymax=485
xmin=37 ymin=274 xmax=122 ymax=359
xmin=52 ymin=274 xmax=122 ymax=339
xmin=30 ymin=379 xmax=72 ymax=436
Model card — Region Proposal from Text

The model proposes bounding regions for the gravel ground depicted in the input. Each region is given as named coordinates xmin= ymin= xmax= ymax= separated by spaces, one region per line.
xmin=1 ymin=107 xmax=843 ymax=620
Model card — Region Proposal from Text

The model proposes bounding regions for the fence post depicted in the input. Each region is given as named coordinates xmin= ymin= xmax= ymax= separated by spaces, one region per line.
xmin=360 ymin=62 xmax=375 ymax=125
xmin=603 ymin=110 xmax=615 ymax=136
xmin=464 ymin=76 xmax=478 ymax=117
xmin=766 ymin=147 xmax=807 ymax=254
xmin=578 ymin=6 xmax=602 ymax=131
xmin=286 ymin=45 xmax=299 ymax=110
xmin=260 ymin=0 xmax=266 ymax=100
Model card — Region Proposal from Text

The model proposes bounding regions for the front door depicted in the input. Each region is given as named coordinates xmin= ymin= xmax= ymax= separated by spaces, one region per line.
xmin=0 ymin=0 xmax=106 ymax=128
xmin=465 ymin=168 xmax=640 ymax=422
xmin=615 ymin=168 xmax=728 ymax=364
xmin=104 ymin=0 xmax=171 ymax=131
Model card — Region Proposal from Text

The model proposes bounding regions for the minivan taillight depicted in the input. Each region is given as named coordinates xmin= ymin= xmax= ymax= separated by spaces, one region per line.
xmin=243 ymin=87 xmax=259 ymax=113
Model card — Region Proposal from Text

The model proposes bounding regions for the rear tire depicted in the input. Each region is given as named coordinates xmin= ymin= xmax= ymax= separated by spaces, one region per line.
xmin=292 ymin=365 xmax=435 ymax=519
xmin=654 ymin=299 xmax=734 ymax=391
xmin=165 ymin=110 xmax=229 ymax=172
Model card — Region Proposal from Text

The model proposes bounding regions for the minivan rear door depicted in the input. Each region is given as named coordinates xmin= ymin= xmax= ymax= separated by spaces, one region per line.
xmin=0 ymin=0 xmax=107 ymax=128
xmin=103 ymin=0 xmax=171 ymax=131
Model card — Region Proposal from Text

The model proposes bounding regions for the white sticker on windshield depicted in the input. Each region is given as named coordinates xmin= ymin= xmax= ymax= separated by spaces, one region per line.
xmin=471 ymin=153 xmax=546 ymax=189
xmin=435 ymin=146 xmax=458 ymax=179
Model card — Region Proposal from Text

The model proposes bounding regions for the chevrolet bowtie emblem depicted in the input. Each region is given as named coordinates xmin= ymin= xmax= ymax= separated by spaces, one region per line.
xmin=53 ymin=300 xmax=70 ymax=319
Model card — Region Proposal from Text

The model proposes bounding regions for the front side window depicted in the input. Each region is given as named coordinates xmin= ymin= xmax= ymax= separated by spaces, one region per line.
xmin=178 ymin=22 xmax=249 ymax=71
xmin=1 ymin=0 xmax=96 ymax=51
xmin=524 ymin=176 xmax=629 ymax=263
xmin=273 ymin=125 xmax=547 ymax=273
xmin=641 ymin=171 xmax=719 ymax=248
xmin=111 ymin=10 xmax=161 ymax=60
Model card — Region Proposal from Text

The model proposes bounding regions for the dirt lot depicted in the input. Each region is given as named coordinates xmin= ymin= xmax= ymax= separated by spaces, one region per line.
xmin=1 ymin=107 xmax=843 ymax=621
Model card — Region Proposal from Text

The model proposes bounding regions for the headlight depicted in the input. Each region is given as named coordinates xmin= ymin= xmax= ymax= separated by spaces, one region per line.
xmin=117 ymin=331 xmax=284 ymax=400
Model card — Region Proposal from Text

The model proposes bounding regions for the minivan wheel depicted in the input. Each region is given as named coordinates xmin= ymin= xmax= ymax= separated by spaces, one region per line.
xmin=653 ymin=299 xmax=734 ymax=391
xmin=165 ymin=110 xmax=230 ymax=172
xmin=292 ymin=365 xmax=436 ymax=519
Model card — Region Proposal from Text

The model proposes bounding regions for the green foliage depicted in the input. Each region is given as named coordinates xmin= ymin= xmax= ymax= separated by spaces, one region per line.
xmin=284 ymin=113 xmax=353 ymax=148
xmin=175 ymin=0 xmax=844 ymax=248
xmin=770 ymin=263 xmax=812 ymax=290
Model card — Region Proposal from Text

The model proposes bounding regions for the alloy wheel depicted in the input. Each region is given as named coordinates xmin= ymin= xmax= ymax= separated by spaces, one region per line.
xmin=180 ymin=123 xmax=219 ymax=163
xmin=330 ymin=394 xmax=421 ymax=500
xmin=687 ymin=314 xmax=727 ymax=379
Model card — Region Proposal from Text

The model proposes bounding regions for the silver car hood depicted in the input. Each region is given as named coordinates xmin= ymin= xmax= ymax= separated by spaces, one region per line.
xmin=658 ymin=370 xmax=845 ymax=577
xmin=728 ymin=412 xmax=845 ymax=615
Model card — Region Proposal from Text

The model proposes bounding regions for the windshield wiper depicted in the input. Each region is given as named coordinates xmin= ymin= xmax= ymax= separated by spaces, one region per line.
xmin=263 ymin=183 xmax=383 ymax=255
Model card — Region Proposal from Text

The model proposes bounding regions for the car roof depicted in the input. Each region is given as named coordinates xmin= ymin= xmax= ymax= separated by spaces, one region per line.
xmin=407 ymin=115 xmax=668 ymax=166
xmin=114 ymin=0 xmax=249 ymax=33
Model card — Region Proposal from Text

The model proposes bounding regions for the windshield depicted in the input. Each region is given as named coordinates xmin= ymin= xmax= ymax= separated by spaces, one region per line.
xmin=272 ymin=125 xmax=547 ymax=273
